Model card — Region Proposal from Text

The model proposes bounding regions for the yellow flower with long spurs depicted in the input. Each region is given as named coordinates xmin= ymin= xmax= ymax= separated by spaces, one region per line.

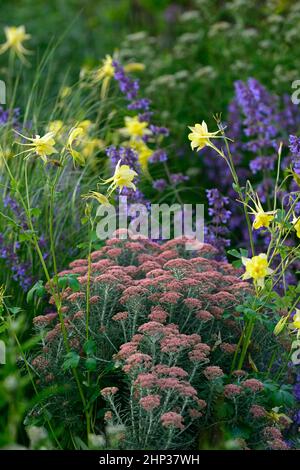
xmin=188 ymin=121 xmax=220 ymax=151
xmin=242 ymin=253 xmax=273 ymax=288
xmin=250 ymin=197 xmax=275 ymax=230
xmin=94 ymin=55 xmax=115 ymax=99
xmin=82 ymin=138 xmax=104 ymax=160
xmin=77 ymin=120 xmax=93 ymax=133
xmin=47 ymin=120 xmax=65 ymax=139
xmin=243 ymin=184 xmax=276 ymax=230
xmin=267 ymin=407 xmax=292 ymax=425
xmin=131 ymin=140 xmax=153 ymax=171
xmin=252 ymin=211 xmax=275 ymax=230
xmin=67 ymin=127 xmax=86 ymax=166
xmin=121 ymin=116 xmax=151 ymax=140
xmin=103 ymin=160 xmax=138 ymax=195
xmin=0 ymin=26 xmax=31 ymax=61
xmin=293 ymin=216 xmax=300 ymax=238
xmin=81 ymin=191 xmax=111 ymax=207
xmin=124 ymin=62 xmax=145 ymax=73
xmin=95 ymin=55 xmax=115 ymax=80
xmin=291 ymin=309 xmax=300 ymax=330
xmin=16 ymin=131 xmax=57 ymax=163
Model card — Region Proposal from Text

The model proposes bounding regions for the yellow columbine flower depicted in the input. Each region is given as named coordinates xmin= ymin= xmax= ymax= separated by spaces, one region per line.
xmin=188 ymin=121 xmax=220 ymax=151
xmin=0 ymin=148 xmax=12 ymax=168
xmin=77 ymin=120 xmax=93 ymax=133
xmin=122 ymin=116 xmax=150 ymax=139
xmin=59 ymin=86 xmax=72 ymax=99
xmin=67 ymin=126 xmax=84 ymax=147
xmin=131 ymin=140 xmax=153 ymax=171
xmin=242 ymin=253 xmax=273 ymax=288
xmin=253 ymin=211 xmax=275 ymax=230
xmin=82 ymin=138 xmax=104 ymax=159
xmin=95 ymin=55 xmax=115 ymax=80
xmin=67 ymin=127 xmax=85 ymax=166
xmin=291 ymin=309 xmax=300 ymax=330
xmin=17 ymin=132 xmax=57 ymax=163
xmin=293 ymin=216 xmax=300 ymax=238
xmin=0 ymin=26 xmax=31 ymax=61
xmin=267 ymin=407 xmax=292 ymax=425
xmin=47 ymin=120 xmax=64 ymax=135
xmin=124 ymin=62 xmax=145 ymax=73
xmin=82 ymin=191 xmax=111 ymax=207
xmin=247 ymin=191 xmax=276 ymax=230
xmin=103 ymin=160 xmax=138 ymax=195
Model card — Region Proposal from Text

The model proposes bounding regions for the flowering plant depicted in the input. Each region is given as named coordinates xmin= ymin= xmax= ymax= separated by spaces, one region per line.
xmin=27 ymin=233 xmax=296 ymax=449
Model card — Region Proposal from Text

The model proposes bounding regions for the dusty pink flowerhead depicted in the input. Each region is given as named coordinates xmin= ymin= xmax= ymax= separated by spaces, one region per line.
xmin=188 ymin=408 xmax=202 ymax=419
xmin=134 ymin=373 xmax=157 ymax=388
xmin=67 ymin=292 xmax=85 ymax=302
xmin=104 ymin=411 xmax=113 ymax=422
xmin=188 ymin=342 xmax=210 ymax=362
xmin=220 ymin=343 xmax=237 ymax=354
xmin=118 ymin=342 xmax=138 ymax=359
xmin=159 ymin=292 xmax=182 ymax=304
xmin=209 ymin=306 xmax=224 ymax=318
xmin=203 ymin=366 xmax=224 ymax=381
xmin=73 ymin=310 xmax=85 ymax=320
xmin=268 ymin=439 xmax=289 ymax=450
xmin=263 ymin=426 xmax=283 ymax=441
xmin=242 ymin=379 xmax=264 ymax=392
xmin=148 ymin=307 xmax=168 ymax=323
xmin=161 ymin=411 xmax=185 ymax=430
xmin=196 ymin=398 xmax=207 ymax=409
xmin=195 ymin=310 xmax=213 ymax=322
xmin=100 ymin=387 xmax=119 ymax=398
xmin=33 ymin=313 xmax=57 ymax=326
xmin=183 ymin=298 xmax=203 ymax=309
xmin=106 ymin=248 xmax=123 ymax=258
xmin=232 ymin=369 xmax=248 ymax=378
xmin=164 ymin=258 xmax=192 ymax=271
xmin=123 ymin=353 xmax=152 ymax=372
xmin=224 ymin=384 xmax=242 ymax=399
xmin=160 ymin=333 xmax=194 ymax=353
xmin=154 ymin=365 xmax=188 ymax=378
xmin=112 ymin=311 xmax=128 ymax=321
xmin=138 ymin=321 xmax=164 ymax=336
xmin=139 ymin=394 xmax=161 ymax=411
xmin=250 ymin=404 xmax=267 ymax=419
xmin=32 ymin=355 xmax=49 ymax=371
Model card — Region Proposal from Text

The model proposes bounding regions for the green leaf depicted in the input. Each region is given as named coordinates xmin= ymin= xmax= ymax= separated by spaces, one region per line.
xmin=85 ymin=358 xmax=97 ymax=371
xmin=232 ymin=183 xmax=239 ymax=193
xmin=68 ymin=277 xmax=80 ymax=292
xmin=84 ymin=339 xmax=96 ymax=356
xmin=227 ymin=249 xmax=240 ymax=258
xmin=30 ymin=208 xmax=42 ymax=218
xmin=73 ymin=436 xmax=89 ymax=450
xmin=62 ymin=351 xmax=80 ymax=370
xmin=58 ymin=274 xmax=80 ymax=292
xmin=7 ymin=306 xmax=22 ymax=315
xmin=27 ymin=280 xmax=46 ymax=303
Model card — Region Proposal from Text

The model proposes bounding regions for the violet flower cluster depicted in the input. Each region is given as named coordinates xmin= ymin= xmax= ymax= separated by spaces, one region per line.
xmin=0 ymin=194 xmax=32 ymax=290
xmin=204 ymin=188 xmax=231 ymax=256
xmin=111 ymin=60 xmax=185 ymax=194
xmin=203 ymin=78 xmax=300 ymax=254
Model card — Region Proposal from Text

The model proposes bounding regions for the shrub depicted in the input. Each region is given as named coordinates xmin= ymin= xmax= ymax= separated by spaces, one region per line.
xmin=29 ymin=233 xmax=291 ymax=449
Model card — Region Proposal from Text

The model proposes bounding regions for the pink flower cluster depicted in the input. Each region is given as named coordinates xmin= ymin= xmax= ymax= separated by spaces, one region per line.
xmin=32 ymin=234 xmax=259 ymax=447
xmin=161 ymin=412 xmax=184 ymax=430
xmin=100 ymin=387 xmax=119 ymax=398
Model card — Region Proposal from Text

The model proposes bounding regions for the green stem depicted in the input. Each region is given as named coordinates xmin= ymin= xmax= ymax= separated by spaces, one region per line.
xmin=237 ymin=316 xmax=256 ymax=370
